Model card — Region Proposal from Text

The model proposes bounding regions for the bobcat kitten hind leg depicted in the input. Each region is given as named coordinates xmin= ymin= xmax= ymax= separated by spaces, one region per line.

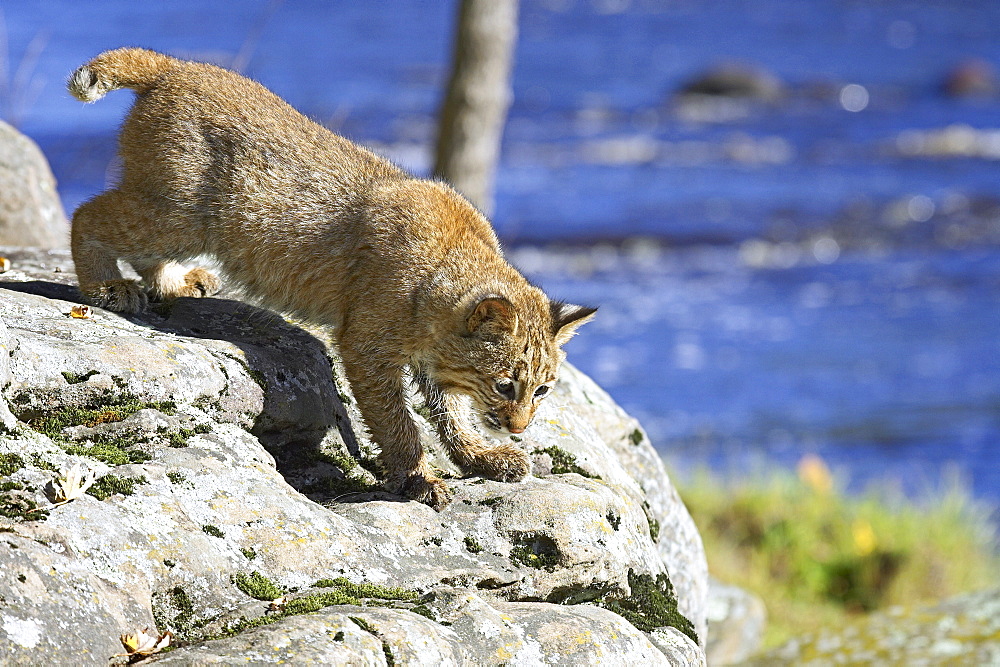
xmin=418 ymin=377 xmax=531 ymax=483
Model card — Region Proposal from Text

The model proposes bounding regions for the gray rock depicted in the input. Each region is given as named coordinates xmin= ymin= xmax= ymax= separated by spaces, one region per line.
xmin=677 ymin=63 xmax=785 ymax=102
xmin=0 ymin=122 xmax=68 ymax=248
xmin=0 ymin=248 xmax=707 ymax=665
xmin=748 ymin=588 xmax=1000 ymax=666
xmin=705 ymin=578 xmax=766 ymax=666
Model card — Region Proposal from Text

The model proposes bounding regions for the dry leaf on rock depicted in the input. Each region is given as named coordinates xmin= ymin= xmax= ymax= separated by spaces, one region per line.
xmin=46 ymin=463 xmax=96 ymax=506
xmin=118 ymin=628 xmax=172 ymax=656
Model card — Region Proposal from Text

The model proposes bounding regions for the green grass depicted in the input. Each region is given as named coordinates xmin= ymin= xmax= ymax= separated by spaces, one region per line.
xmin=675 ymin=461 xmax=1000 ymax=649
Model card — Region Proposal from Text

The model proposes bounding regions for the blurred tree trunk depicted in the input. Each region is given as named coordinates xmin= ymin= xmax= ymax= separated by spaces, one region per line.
xmin=433 ymin=0 xmax=518 ymax=216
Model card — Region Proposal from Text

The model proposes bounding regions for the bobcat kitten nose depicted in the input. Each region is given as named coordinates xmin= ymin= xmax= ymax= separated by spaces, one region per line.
xmin=509 ymin=426 xmax=525 ymax=434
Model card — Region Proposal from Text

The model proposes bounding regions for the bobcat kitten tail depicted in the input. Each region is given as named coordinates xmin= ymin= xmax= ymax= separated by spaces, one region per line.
xmin=68 ymin=47 xmax=176 ymax=102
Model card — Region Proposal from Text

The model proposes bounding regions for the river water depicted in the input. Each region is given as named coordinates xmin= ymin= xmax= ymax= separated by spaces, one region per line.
xmin=4 ymin=0 xmax=999 ymax=504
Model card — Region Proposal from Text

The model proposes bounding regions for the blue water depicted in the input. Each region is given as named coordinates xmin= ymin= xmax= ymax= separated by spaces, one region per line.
xmin=3 ymin=1 xmax=999 ymax=505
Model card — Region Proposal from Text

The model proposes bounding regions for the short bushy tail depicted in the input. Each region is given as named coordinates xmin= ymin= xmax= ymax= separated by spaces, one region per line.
xmin=68 ymin=47 xmax=178 ymax=102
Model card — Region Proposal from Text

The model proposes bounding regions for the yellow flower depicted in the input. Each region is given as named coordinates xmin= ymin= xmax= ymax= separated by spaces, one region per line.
xmin=119 ymin=628 xmax=172 ymax=656
xmin=797 ymin=454 xmax=833 ymax=495
xmin=47 ymin=463 xmax=96 ymax=506
xmin=853 ymin=519 xmax=877 ymax=556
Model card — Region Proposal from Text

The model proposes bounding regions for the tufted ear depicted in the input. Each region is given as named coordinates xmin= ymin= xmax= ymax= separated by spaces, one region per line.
xmin=467 ymin=296 xmax=518 ymax=335
xmin=550 ymin=301 xmax=597 ymax=346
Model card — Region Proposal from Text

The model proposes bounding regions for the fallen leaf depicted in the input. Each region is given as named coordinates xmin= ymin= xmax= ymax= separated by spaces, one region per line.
xmin=47 ymin=463 xmax=96 ymax=506
xmin=118 ymin=627 xmax=172 ymax=656
xmin=69 ymin=305 xmax=92 ymax=319
xmin=0 ymin=257 xmax=10 ymax=273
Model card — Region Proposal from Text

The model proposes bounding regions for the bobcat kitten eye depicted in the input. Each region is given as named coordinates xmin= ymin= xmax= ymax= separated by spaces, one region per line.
xmin=495 ymin=379 xmax=516 ymax=400
xmin=534 ymin=385 xmax=550 ymax=398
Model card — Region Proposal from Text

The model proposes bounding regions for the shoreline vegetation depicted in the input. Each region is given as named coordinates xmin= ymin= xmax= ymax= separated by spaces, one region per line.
xmin=674 ymin=455 xmax=999 ymax=649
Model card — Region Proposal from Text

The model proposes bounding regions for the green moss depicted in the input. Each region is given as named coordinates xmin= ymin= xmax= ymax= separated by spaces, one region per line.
xmin=629 ymin=428 xmax=644 ymax=445
xmin=303 ymin=474 xmax=377 ymax=499
xmin=241 ymin=547 xmax=258 ymax=560
xmin=86 ymin=474 xmax=148 ymax=500
xmin=166 ymin=471 xmax=187 ymax=485
xmin=428 ymin=536 xmax=443 ymax=546
xmin=167 ymin=586 xmax=194 ymax=629
xmin=413 ymin=403 xmax=432 ymax=420
xmin=27 ymin=454 xmax=58 ymax=472
xmin=168 ymin=430 xmax=191 ymax=448
xmin=202 ymin=524 xmax=224 ymax=538
xmin=0 ymin=484 xmax=47 ymax=522
xmin=206 ymin=577 xmax=421 ymax=641
xmin=18 ymin=393 xmax=176 ymax=438
xmin=0 ymin=453 xmax=25 ymax=477
xmin=647 ymin=517 xmax=660 ymax=542
xmin=193 ymin=395 xmax=221 ymax=412
xmin=314 ymin=448 xmax=358 ymax=472
xmin=61 ymin=370 xmax=99 ymax=385
xmin=152 ymin=585 xmax=198 ymax=635
xmin=606 ymin=511 xmax=621 ymax=531
xmin=234 ymin=571 xmax=285 ymax=601
xmin=311 ymin=577 xmax=418 ymax=602
xmin=164 ymin=559 xmax=176 ymax=568
xmin=533 ymin=445 xmax=601 ymax=479
xmin=594 ymin=568 xmax=698 ymax=645
xmin=193 ymin=424 xmax=212 ymax=434
xmin=409 ymin=604 xmax=435 ymax=621
xmin=510 ymin=536 xmax=560 ymax=571
xmin=219 ymin=351 xmax=268 ymax=394
xmin=464 ymin=536 xmax=484 ymax=553
xmin=17 ymin=573 xmax=26 ymax=583
xmin=63 ymin=439 xmax=151 ymax=466
xmin=333 ymin=630 xmax=345 ymax=641
xmin=248 ymin=370 xmax=268 ymax=393
xmin=478 ymin=496 xmax=503 ymax=507
xmin=348 ymin=616 xmax=376 ymax=634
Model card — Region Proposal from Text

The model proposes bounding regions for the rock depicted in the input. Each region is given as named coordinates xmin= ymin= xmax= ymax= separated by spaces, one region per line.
xmin=0 ymin=247 xmax=708 ymax=665
xmin=748 ymin=588 xmax=1000 ymax=666
xmin=705 ymin=578 xmax=767 ymax=666
xmin=673 ymin=63 xmax=785 ymax=123
xmin=676 ymin=63 xmax=785 ymax=102
xmin=0 ymin=122 xmax=68 ymax=248
xmin=942 ymin=59 xmax=1000 ymax=98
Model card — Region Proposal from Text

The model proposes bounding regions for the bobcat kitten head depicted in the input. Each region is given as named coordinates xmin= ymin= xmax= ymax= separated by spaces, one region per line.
xmin=436 ymin=296 xmax=596 ymax=435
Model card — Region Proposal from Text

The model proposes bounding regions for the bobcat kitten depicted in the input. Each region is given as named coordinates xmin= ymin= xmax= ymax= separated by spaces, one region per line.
xmin=68 ymin=48 xmax=595 ymax=508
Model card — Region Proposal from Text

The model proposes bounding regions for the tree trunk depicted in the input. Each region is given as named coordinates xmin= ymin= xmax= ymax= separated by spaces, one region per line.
xmin=433 ymin=0 xmax=518 ymax=217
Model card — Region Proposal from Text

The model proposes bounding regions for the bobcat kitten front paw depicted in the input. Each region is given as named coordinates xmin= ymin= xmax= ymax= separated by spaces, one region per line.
xmin=86 ymin=279 xmax=148 ymax=313
xmin=464 ymin=444 xmax=531 ymax=483
xmin=385 ymin=470 xmax=451 ymax=510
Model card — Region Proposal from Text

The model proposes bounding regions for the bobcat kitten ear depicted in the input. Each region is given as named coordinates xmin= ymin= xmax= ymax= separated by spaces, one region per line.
xmin=550 ymin=301 xmax=597 ymax=346
xmin=467 ymin=296 xmax=518 ymax=334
